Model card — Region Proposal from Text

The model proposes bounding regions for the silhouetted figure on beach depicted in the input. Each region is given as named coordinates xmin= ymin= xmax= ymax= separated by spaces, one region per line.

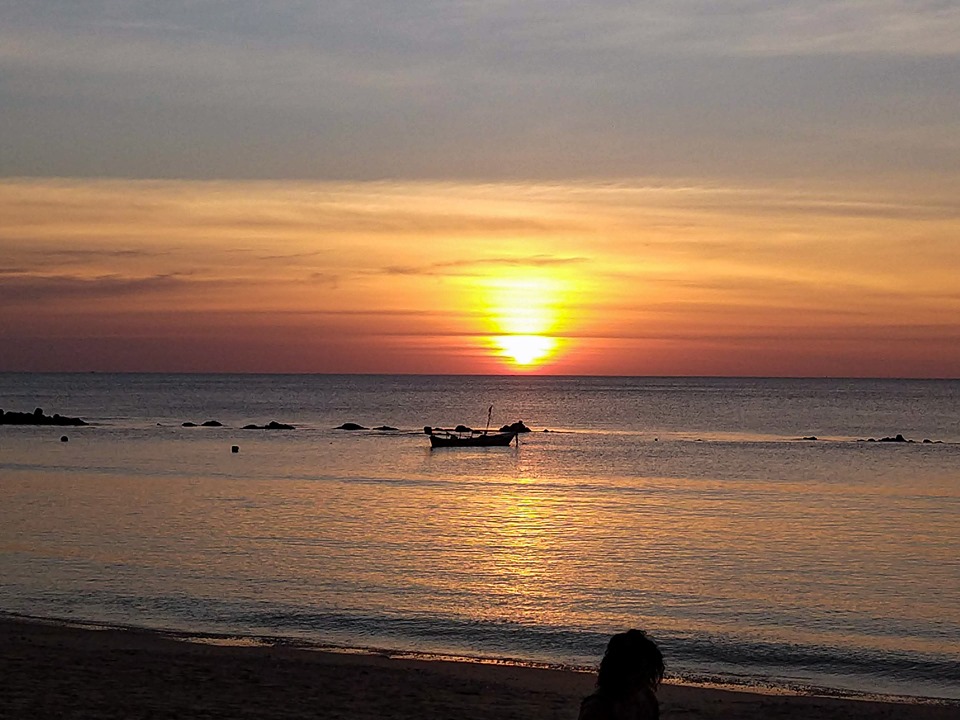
xmin=579 ymin=629 xmax=664 ymax=720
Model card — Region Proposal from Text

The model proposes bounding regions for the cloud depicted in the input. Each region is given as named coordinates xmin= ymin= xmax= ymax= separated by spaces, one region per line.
xmin=309 ymin=272 xmax=341 ymax=287
xmin=0 ymin=272 xmax=207 ymax=304
xmin=262 ymin=250 xmax=325 ymax=261
xmin=574 ymin=323 xmax=960 ymax=344
xmin=725 ymin=1 xmax=960 ymax=57
xmin=379 ymin=255 xmax=590 ymax=277
xmin=15 ymin=249 xmax=161 ymax=265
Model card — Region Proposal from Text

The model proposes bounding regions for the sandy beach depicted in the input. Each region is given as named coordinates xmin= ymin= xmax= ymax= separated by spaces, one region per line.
xmin=1 ymin=616 xmax=955 ymax=720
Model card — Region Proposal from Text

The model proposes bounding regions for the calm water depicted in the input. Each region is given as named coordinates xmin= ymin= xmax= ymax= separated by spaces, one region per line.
xmin=1 ymin=374 xmax=958 ymax=701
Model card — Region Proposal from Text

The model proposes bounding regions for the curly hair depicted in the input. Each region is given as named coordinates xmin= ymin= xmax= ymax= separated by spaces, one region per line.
xmin=596 ymin=629 xmax=664 ymax=696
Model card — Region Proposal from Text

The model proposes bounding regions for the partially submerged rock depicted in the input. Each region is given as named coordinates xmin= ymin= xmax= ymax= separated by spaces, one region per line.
xmin=0 ymin=408 xmax=87 ymax=426
xmin=242 ymin=421 xmax=295 ymax=430
xmin=335 ymin=422 xmax=367 ymax=430
xmin=857 ymin=433 xmax=944 ymax=444
xmin=499 ymin=420 xmax=531 ymax=434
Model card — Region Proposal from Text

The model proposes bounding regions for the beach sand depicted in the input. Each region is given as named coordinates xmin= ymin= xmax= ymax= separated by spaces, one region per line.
xmin=1 ymin=616 xmax=955 ymax=719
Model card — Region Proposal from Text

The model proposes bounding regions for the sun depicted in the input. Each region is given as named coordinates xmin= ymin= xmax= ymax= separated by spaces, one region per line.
xmin=477 ymin=272 xmax=569 ymax=370
xmin=494 ymin=334 xmax=558 ymax=366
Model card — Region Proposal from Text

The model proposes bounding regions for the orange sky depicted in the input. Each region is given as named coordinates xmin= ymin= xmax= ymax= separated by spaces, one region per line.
xmin=3 ymin=4 xmax=959 ymax=376
xmin=2 ymin=178 xmax=958 ymax=376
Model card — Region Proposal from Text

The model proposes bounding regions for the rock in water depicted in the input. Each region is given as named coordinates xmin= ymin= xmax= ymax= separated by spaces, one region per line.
xmin=0 ymin=408 xmax=88 ymax=426
xmin=242 ymin=421 xmax=295 ymax=430
xmin=499 ymin=421 xmax=531 ymax=433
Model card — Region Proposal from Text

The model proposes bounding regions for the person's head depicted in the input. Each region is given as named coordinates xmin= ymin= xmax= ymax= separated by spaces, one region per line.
xmin=596 ymin=629 xmax=664 ymax=695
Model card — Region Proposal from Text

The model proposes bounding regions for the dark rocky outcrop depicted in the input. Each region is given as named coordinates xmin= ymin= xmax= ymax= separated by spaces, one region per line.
xmin=182 ymin=422 xmax=198 ymax=427
xmin=242 ymin=421 xmax=295 ymax=430
xmin=335 ymin=422 xmax=367 ymax=430
xmin=0 ymin=408 xmax=87 ymax=426
xmin=201 ymin=420 xmax=223 ymax=427
xmin=499 ymin=421 xmax=531 ymax=434
xmin=373 ymin=425 xmax=399 ymax=431
xmin=857 ymin=433 xmax=943 ymax=444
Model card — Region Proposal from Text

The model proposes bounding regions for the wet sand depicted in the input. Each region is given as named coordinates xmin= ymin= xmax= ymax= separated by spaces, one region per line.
xmin=1 ymin=616 xmax=955 ymax=719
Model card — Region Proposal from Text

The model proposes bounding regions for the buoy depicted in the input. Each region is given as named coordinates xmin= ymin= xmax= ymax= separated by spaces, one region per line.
xmin=231 ymin=445 xmax=239 ymax=453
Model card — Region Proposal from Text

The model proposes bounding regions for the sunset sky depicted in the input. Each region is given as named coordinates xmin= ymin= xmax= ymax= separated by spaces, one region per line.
xmin=2 ymin=2 xmax=959 ymax=376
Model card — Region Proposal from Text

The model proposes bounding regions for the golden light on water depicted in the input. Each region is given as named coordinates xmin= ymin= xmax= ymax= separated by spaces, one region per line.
xmin=479 ymin=273 xmax=568 ymax=370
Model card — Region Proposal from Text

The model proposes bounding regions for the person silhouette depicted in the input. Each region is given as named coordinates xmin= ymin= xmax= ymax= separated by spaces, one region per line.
xmin=578 ymin=629 xmax=664 ymax=720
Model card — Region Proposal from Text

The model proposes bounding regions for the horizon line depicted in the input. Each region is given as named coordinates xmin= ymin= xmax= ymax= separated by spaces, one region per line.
xmin=1 ymin=371 xmax=957 ymax=381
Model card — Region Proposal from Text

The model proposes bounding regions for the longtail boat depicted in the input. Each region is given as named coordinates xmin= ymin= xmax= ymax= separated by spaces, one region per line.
xmin=423 ymin=425 xmax=517 ymax=448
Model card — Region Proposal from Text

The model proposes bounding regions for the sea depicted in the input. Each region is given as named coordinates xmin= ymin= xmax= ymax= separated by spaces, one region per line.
xmin=1 ymin=374 xmax=958 ymax=702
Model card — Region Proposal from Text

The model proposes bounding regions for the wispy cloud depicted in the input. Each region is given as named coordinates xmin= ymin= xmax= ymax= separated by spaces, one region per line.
xmin=379 ymin=255 xmax=590 ymax=277
xmin=0 ymin=272 xmax=201 ymax=303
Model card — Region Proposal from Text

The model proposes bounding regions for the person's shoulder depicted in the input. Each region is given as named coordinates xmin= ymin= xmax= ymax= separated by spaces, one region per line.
xmin=578 ymin=692 xmax=611 ymax=720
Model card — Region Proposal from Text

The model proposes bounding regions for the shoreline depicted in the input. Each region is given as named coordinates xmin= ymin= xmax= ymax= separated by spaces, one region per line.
xmin=4 ymin=612 xmax=953 ymax=705
xmin=3 ymin=615 xmax=957 ymax=720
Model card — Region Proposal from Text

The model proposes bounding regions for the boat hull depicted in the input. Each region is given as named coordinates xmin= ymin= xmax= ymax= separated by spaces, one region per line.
xmin=429 ymin=432 xmax=516 ymax=448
